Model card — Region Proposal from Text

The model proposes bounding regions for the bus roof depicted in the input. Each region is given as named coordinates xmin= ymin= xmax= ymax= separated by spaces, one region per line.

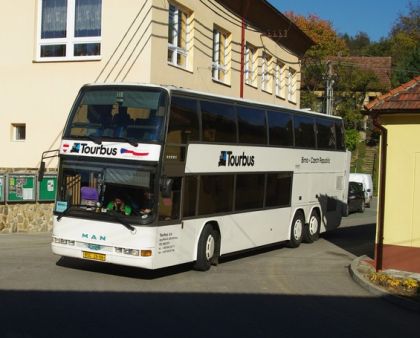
xmin=82 ymin=83 xmax=343 ymax=120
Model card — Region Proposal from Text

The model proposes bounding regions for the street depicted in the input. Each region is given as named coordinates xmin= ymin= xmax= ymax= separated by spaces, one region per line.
xmin=0 ymin=200 xmax=418 ymax=338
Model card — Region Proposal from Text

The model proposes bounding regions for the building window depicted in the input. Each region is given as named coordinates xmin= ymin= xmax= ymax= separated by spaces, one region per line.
xmin=212 ymin=27 xmax=230 ymax=83
xmin=244 ymin=43 xmax=257 ymax=87
xmin=37 ymin=0 xmax=102 ymax=60
xmin=261 ymin=52 xmax=273 ymax=93
xmin=12 ymin=124 xmax=26 ymax=141
xmin=168 ymin=3 xmax=190 ymax=69
xmin=275 ymin=62 xmax=286 ymax=98
xmin=288 ymin=68 xmax=297 ymax=103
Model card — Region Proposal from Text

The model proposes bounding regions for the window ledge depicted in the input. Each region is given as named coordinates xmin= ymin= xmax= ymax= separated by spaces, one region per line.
xmin=212 ymin=78 xmax=231 ymax=87
xmin=167 ymin=62 xmax=194 ymax=74
xmin=33 ymin=56 xmax=102 ymax=63
xmin=262 ymin=88 xmax=273 ymax=95
xmin=245 ymin=82 xmax=258 ymax=90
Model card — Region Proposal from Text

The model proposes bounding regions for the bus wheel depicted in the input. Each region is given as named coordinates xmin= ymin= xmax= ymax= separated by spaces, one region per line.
xmin=288 ymin=211 xmax=304 ymax=248
xmin=194 ymin=225 xmax=220 ymax=271
xmin=303 ymin=210 xmax=320 ymax=243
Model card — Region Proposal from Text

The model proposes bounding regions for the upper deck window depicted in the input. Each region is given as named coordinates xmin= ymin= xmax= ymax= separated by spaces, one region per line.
xmin=64 ymin=88 xmax=167 ymax=143
xmin=37 ymin=0 xmax=102 ymax=61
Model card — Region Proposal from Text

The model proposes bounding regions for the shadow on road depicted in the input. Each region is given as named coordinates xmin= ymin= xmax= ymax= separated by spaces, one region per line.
xmin=0 ymin=289 xmax=418 ymax=338
xmin=323 ymin=223 xmax=376 ymax=258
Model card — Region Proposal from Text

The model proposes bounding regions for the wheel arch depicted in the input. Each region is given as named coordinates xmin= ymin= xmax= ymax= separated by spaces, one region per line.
xmin=193 ymin=220 xmax=221 ymax=260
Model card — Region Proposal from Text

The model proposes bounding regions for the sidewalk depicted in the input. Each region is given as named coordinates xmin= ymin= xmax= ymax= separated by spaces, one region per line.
xmin=349 ymin=255 xmax=420 ymax=312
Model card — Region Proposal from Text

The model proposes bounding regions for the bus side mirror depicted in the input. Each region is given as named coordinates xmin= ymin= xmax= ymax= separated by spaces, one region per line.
xmin=160 ymin=177 xmax=173 ymax=198
xmin=38 ymin=161 xmax=46 ymax=182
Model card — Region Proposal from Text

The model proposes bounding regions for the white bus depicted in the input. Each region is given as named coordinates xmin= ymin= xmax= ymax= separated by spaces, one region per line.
xmin=43 ymin=84 xmax=350 ymax=271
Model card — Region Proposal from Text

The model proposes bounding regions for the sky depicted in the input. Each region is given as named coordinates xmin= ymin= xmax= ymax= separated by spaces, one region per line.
xmin=269 ymin=0 xmax=416 ymax=41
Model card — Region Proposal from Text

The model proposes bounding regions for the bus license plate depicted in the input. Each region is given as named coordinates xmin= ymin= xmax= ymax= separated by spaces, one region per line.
xmin=83 ymin=251 xmax=106 ymax=262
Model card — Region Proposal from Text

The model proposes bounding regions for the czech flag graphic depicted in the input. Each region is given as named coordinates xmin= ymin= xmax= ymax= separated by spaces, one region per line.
xmin=120 ymin=148 xmax=149 ymax=157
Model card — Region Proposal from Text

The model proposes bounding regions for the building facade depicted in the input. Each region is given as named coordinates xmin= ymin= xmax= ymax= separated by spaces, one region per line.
xmin=0 ymin=0 xmax=312 ymax=232
xmin=365 ymin=76 xmax=420 ymax=273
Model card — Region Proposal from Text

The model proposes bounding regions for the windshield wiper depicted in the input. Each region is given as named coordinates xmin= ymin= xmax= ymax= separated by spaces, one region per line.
xmin=57 ymin=205 xmax=84 ymax=221
xmin=107 ymin=210 xmax=136 ymax=232
xmin=113 ymin=137 xmax=138 ymax=147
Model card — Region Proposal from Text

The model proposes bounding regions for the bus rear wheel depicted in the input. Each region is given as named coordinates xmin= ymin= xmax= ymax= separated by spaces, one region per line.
xmin=288 ymin=211 xmax=304 ymax=248
xmin=193 ymin=224 xmax=220 ymax=271
xmin=303 ymin=210 xmax=320 ymax=243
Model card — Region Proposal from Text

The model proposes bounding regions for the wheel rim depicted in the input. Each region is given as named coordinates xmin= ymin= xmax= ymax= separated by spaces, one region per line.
xmin=293 ymin=219 xmax=303 ymax=240
xmin=309 ymin=216 xmax=319 ymax=235
xmin=205 ymin=234 xmax=215 ymax=260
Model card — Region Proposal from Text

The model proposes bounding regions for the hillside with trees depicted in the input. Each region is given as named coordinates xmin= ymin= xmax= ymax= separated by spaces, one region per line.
xmin=285 ymin=2 xmax=419 ymax=151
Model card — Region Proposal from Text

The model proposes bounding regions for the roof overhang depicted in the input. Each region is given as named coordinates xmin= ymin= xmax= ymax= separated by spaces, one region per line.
xmin=215 ymin=0 xmax=314 ymax=56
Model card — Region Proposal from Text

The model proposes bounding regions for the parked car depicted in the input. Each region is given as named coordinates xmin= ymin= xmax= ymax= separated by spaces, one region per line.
xmin=349 ymin=173 xmax=373 ymax=207
xmin=344 ymin=181 xmax=365 ymax=216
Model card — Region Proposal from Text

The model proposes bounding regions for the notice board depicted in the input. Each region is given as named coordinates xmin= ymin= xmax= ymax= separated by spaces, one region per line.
xmin=38 ymin=175 xmax=57 ymax=202
xmin=7 ymin=174 xmax=36 ymax=202
xmin=0 ymin=175 xmax=4 ymax=202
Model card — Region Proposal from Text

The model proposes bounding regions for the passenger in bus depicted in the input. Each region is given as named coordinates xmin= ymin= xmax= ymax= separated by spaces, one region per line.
xmin=112 ymin=106 xmax=133 ymax=137
xmin=140 ymin=190 xmax=154 ymax=216
xmin=107 ymin=197 xmax=132 ymax=216
xmin=80 ymin=186 xmax=99 ymax=208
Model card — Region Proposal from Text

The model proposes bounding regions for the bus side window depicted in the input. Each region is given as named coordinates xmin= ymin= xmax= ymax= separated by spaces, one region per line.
xmin=168 ymin=97 xmax=199 ymax=144
xmin=159 ymin=177 xmax=182 ymax=221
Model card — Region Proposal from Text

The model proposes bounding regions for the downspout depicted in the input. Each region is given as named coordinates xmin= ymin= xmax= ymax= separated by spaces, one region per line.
xmin=372 ymin=113 xmax=387 ymax=271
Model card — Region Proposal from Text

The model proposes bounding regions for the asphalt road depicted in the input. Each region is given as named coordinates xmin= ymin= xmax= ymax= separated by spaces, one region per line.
xmin=0 ymin=199 xmax=418 ymax=338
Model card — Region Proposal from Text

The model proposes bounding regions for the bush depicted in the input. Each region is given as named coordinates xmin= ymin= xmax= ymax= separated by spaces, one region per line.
xmin=345 ymin=128 xmax=360 ymax=151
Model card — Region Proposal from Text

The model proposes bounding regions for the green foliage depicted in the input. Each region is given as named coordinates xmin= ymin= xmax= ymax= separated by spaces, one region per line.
xmin=344 ymin=128 xmax=360 ymax=151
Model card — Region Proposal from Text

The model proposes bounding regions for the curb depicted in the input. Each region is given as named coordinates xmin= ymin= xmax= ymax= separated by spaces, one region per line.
xmin=349 ymin=255 xmax=420 ymax=313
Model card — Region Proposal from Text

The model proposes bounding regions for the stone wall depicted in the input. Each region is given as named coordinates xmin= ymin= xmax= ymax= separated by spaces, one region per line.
xmin=0 ymin=167 xmax=56 ymax=233
xmin=0 ymin=203 xmax=54 ymax=233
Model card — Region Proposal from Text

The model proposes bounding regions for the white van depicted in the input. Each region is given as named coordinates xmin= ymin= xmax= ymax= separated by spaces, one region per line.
xmin=349 ymin=173 xmax=373 ymax=207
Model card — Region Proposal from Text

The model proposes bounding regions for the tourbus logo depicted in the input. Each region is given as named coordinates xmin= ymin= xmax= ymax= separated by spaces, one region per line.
xmin=218 ymin=151 xmax=255 ymax=167
xmin=70 ymin=143 xmax=118 ymax=156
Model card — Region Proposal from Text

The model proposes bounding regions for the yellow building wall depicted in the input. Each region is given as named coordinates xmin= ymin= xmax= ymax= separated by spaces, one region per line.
xmin=0 ymin=0 xmax=302 ymax=169
xmin=381 ymin=115 xmax=420 ymax=248
xmin=150 ymin=0 xmax=301 ymax=106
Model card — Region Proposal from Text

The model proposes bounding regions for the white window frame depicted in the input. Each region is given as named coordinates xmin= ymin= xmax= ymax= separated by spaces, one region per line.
xmin=288 ymin=68 xmax=297 ymax=103
xmin=275 ymin=61 xmax=286 ymax=99
xmin=36 ymin=0 xmax=102 ymax=62
xmin=244 ymin=43 xmax=257 ymax=87
xmin=212 ymin=28 xmax=230 ymax=84
xmin=168 ymin=4 xmax=190 ymax=69
xmin=261 ymin=52 xmax=272 ymax=93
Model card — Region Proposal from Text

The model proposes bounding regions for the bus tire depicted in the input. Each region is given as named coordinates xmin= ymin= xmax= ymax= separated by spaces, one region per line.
xmin=303 ymin=210 xmax=320 ymax=243
xmin=193 ymin=224 xmax=220 ymax=271
xmin=288 ymin=211 xmax=304 ymax=248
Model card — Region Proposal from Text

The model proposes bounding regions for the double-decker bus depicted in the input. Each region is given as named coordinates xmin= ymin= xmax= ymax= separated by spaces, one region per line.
xmin=42 ymin=83 xmax=350 ymax=271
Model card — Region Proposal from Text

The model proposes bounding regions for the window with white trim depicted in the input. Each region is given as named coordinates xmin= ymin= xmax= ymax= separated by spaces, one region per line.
xmin=212 ymin=27 xmax=230 ymax=83
xmin=37 ymin=0 xmax=102 ymax=60
xmin=288 ymin=68 xmax=297 ymax=103
xmin=12 ymin=124 xmax=26 ymax=141
xmin=244 ymin=43 xmax=257 ymax=87
xmin=261 ymin=52 xmax=273 ymax=93
xmin=168 ymin=3 xmax=190 ymax=68
xmin=275 ymin=61 xmax=286 ymax=98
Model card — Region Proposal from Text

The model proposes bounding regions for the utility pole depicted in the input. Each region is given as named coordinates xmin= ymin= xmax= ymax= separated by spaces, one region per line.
xmin=323 ymin=61 xmax=335 ymax=115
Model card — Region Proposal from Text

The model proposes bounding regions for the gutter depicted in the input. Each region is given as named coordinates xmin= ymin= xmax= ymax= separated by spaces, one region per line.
xmin=372 ymin=113 xmax=387 ymax=271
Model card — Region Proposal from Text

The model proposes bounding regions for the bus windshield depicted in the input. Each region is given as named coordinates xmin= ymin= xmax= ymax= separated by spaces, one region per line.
xmin=56 ymin=158 xmax=156 ymax=225
xmin=64 ymin=87 xmax=167 ymax=143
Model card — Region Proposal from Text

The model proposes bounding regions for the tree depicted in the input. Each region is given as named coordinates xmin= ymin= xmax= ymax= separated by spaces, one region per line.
xmin=285 ymin=12 xmax=349 ymax=58
xmin=342 ymin=32 xmax=371 ymax=56
xmin=362 ymin=2 xmax=420 ymax=86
